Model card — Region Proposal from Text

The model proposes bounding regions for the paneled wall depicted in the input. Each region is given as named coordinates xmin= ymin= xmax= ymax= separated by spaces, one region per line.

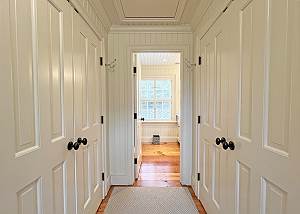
xmin=108 ymin=30 xmax=193 ymax=184
xmin=142 ymin=122 xmax=179 ymax=143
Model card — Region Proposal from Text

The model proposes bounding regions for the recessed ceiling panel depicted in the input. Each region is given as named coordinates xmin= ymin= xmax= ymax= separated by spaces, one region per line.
xmin=121 ymin=0 xmax=180 ymax=18
xmin=138 ymin=53 xmax=180 ymax=65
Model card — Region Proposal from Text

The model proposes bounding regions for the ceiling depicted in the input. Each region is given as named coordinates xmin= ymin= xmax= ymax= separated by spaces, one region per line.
xmin=100 ymin=0 xmax=203 ymax=25
xmin=138 ymin=53 xmax=180 ymax=65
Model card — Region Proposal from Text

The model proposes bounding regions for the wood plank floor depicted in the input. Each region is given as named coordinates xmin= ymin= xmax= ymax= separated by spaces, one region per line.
xmin=97 ymin=143 xmax=206 ymax=213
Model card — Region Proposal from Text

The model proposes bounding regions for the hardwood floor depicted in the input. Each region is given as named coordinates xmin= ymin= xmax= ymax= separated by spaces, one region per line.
xmin=96 ymin=143 xmax=206 ymax=213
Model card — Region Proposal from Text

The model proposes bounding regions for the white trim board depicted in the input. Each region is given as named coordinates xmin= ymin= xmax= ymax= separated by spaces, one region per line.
xmin=110 ymin=24 xmax=193 ymax=33
xmin=142 ymin=137 xmax=178 ymax=143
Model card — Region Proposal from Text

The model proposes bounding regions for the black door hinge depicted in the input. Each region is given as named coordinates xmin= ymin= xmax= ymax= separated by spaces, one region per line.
xmin=197 ymin=173 xmax=201 ymax=181
xmin=134 ymin=158 xmax=137 ymax=164
xmin=198 ymin=116 xmax=201 ymax=124
xmin=134 ymin=113 xmax=137 ymax=119
xmin=102 ymin=172 xmax=105 ymax=181
xmin=198 ymin=56 xmax=202 ymax=65
xmin=100 ymin=57 xmax=103 ymax=66
xmin=133 ymin=66 xmax=137 ymax=74
xmin=101 ymin=116 xmax=104 ymax=124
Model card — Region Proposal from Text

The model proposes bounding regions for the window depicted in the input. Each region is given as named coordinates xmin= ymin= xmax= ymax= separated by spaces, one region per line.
xmin=140 ymin=79 xmax=172 ymax=120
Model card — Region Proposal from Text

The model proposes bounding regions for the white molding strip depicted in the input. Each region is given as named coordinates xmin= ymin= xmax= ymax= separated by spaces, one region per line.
xmin=113 ymin=0 xmax=187 ymax=23
xmin=70 ymin=0 xmax=109 ymax=38
xmin=110 ymin=24 xmax=193 ymax=33
xmin=142 ymin=136 xmax=178 ymax=143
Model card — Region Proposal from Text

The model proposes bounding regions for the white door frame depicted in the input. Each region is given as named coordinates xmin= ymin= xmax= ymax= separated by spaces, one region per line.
xmin=129 ymin=45 xmax=193 ymax=185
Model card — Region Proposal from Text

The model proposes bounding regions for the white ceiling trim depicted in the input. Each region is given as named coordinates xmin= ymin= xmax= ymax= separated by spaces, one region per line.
xmin=138 ymin=53 xmax=181 ymax=65
xmin=90 ymin=0 xmax=112 ymax=30
xmin=113 ymin=0 xmax=187 ymax=23
xmin=109 ymin=24 xmax=193 ymax=33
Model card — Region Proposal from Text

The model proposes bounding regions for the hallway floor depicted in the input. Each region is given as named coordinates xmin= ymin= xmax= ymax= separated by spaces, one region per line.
xmin=135 ymin=142 xmax=181 ymax=187
xmin=97 ymin=143 xmax=206 ymax=213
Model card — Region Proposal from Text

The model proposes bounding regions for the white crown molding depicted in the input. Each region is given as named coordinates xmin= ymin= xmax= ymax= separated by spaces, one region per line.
xmin=70 ymin=0 xmax=111 ymax=37
xmin=90 ymin=0 xmax=112 ymax=30
xmin=190 ymin=0 xmax=214 ymax=30
xmin=113 ymin=0 xmax=187 ymax=23
xmin=109 ymin=24 xmax=193 ymax=33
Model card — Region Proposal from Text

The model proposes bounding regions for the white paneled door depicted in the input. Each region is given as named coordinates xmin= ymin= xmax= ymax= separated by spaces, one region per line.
xmin=73 ymin=11 xmax=104 ymax=214
xmin=199 ymin=7 xmax=232 ymax=214
xmin=0 ymin=0 xmax=75 ymax=213
xmin=133 ymin=53 xmax=143 ymax=179
xmin=228 ymin=0 xmax=300 ymax=213
xmin=0 ymin=0 xmax=105 ymax=213
xmin=198 ymin=0 xmax=300 ymax=213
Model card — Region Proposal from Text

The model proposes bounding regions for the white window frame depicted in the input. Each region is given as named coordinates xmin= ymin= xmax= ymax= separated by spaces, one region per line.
xmin=139 ymin=75 xmax=176 ymax=121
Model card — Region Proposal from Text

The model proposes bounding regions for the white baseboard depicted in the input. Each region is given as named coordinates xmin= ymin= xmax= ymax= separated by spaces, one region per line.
xmin=111 ymin=175 xmax=133 ymax=185
xmin=104 ymin=175 xmax=111 ymax=196
xmin=142 ymin=136 xmax=178 ymax=143
xmin=134 ymin=155 xmax=142 ymax=179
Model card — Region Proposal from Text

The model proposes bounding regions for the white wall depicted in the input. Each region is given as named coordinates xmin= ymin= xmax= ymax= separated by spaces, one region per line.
xmin=107 ymin=28 xmax=193 ymax=185
xmin=142 ymin=122 xmax=179 ymax=143
xmin=140 ymin=64 xmax=180 ymax=143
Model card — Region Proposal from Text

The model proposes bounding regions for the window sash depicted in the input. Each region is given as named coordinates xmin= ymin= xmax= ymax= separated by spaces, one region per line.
xmin=140 ymin=79 xmax=172 ymax=120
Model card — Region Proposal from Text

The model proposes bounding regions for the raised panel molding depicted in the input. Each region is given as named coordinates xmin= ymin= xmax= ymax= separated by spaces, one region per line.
xmin=10 ymin=0 xmax=40 ymax=156
xmin=52 ymin=162 xmax=66 ymax=214
xmin=202 ymin=140 xmax=211 ymax=193
xmin=49 ymin=1 xmax=64 ymax=142
xmin=264 ymin=0 xmax=290 ymax=156
xmin=70 ymin=0 xmax=109 ymax=38
xmin=17 ymin=178 xmax=42 ymax=214
xmin=212 ymin=146 xmax=221 ymax=208
xmin=239 ymin=1 xmax=254 ymax=141
xmin=261 ymin=178 xmax=287 ymax=214
xmin=236 ymin=161 xmax=251 ymax=214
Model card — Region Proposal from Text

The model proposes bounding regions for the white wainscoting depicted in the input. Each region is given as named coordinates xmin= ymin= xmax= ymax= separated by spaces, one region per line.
xmin=142 ymin=122 xmax=179 ymax=143
xmin=107 ymin=28 xmax=193 ymax=185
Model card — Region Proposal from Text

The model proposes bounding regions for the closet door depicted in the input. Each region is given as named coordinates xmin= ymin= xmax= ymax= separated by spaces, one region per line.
xmin=228 ymin=0 xmax=300 ymax=213
xmin=0 ymin=0 xmax=75 ymax=213
xmin=73 ymin=12 xmax=103 ymax=214
xmin=193 ymin=37 xmax=202 ymax=197
xmin=198 ymin=9 xmax=233 ymax=214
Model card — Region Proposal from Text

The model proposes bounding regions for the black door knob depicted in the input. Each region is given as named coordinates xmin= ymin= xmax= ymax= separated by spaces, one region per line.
xmin=67 ymin=141 xmax=80 ymax=151
xmin=82 ymin=138 xmax=88 ymax=145
xmin=77 ymin=137 xmax=82 ymax=145
xmin=67 ymin=141 xmax=74 ymax=150
xmin=228 ymin=141 xmax=235 ymax=150
xmin=222 ymin=141 xmax=229 ymax=150
xmin=216 ymin=137 xmax=226 ymax=145
xmin=141 ymin=118 xmax=145 ymax=121
xmin=73 ymin=142 xmax=80 ymax=150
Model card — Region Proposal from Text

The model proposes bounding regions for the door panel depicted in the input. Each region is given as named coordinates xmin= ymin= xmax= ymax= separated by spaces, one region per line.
xmin=0 ymin=0 xmax=75 ymax=213
xmin=134 ymin=53 xmax=142 ymax=179
xmin=199 ymin=11 xmax=231 ymax=214
xmin=73 ymin=12 xmax=103 ymax=214
xmin=228 ymin=0 xmax=300 ymax=213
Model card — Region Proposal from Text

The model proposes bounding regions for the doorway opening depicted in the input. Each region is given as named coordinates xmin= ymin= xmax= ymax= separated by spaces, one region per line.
xmin=133 ymin=52 xmax=181 ymax=187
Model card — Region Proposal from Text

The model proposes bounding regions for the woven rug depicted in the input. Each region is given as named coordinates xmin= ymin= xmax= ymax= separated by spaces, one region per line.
xmin=104 ymin=187 xmax=198 ymax=214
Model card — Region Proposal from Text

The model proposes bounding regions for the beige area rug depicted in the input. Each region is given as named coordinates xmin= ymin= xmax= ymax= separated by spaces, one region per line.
xmin=104 ymin=187 xmax=198 ymax=214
